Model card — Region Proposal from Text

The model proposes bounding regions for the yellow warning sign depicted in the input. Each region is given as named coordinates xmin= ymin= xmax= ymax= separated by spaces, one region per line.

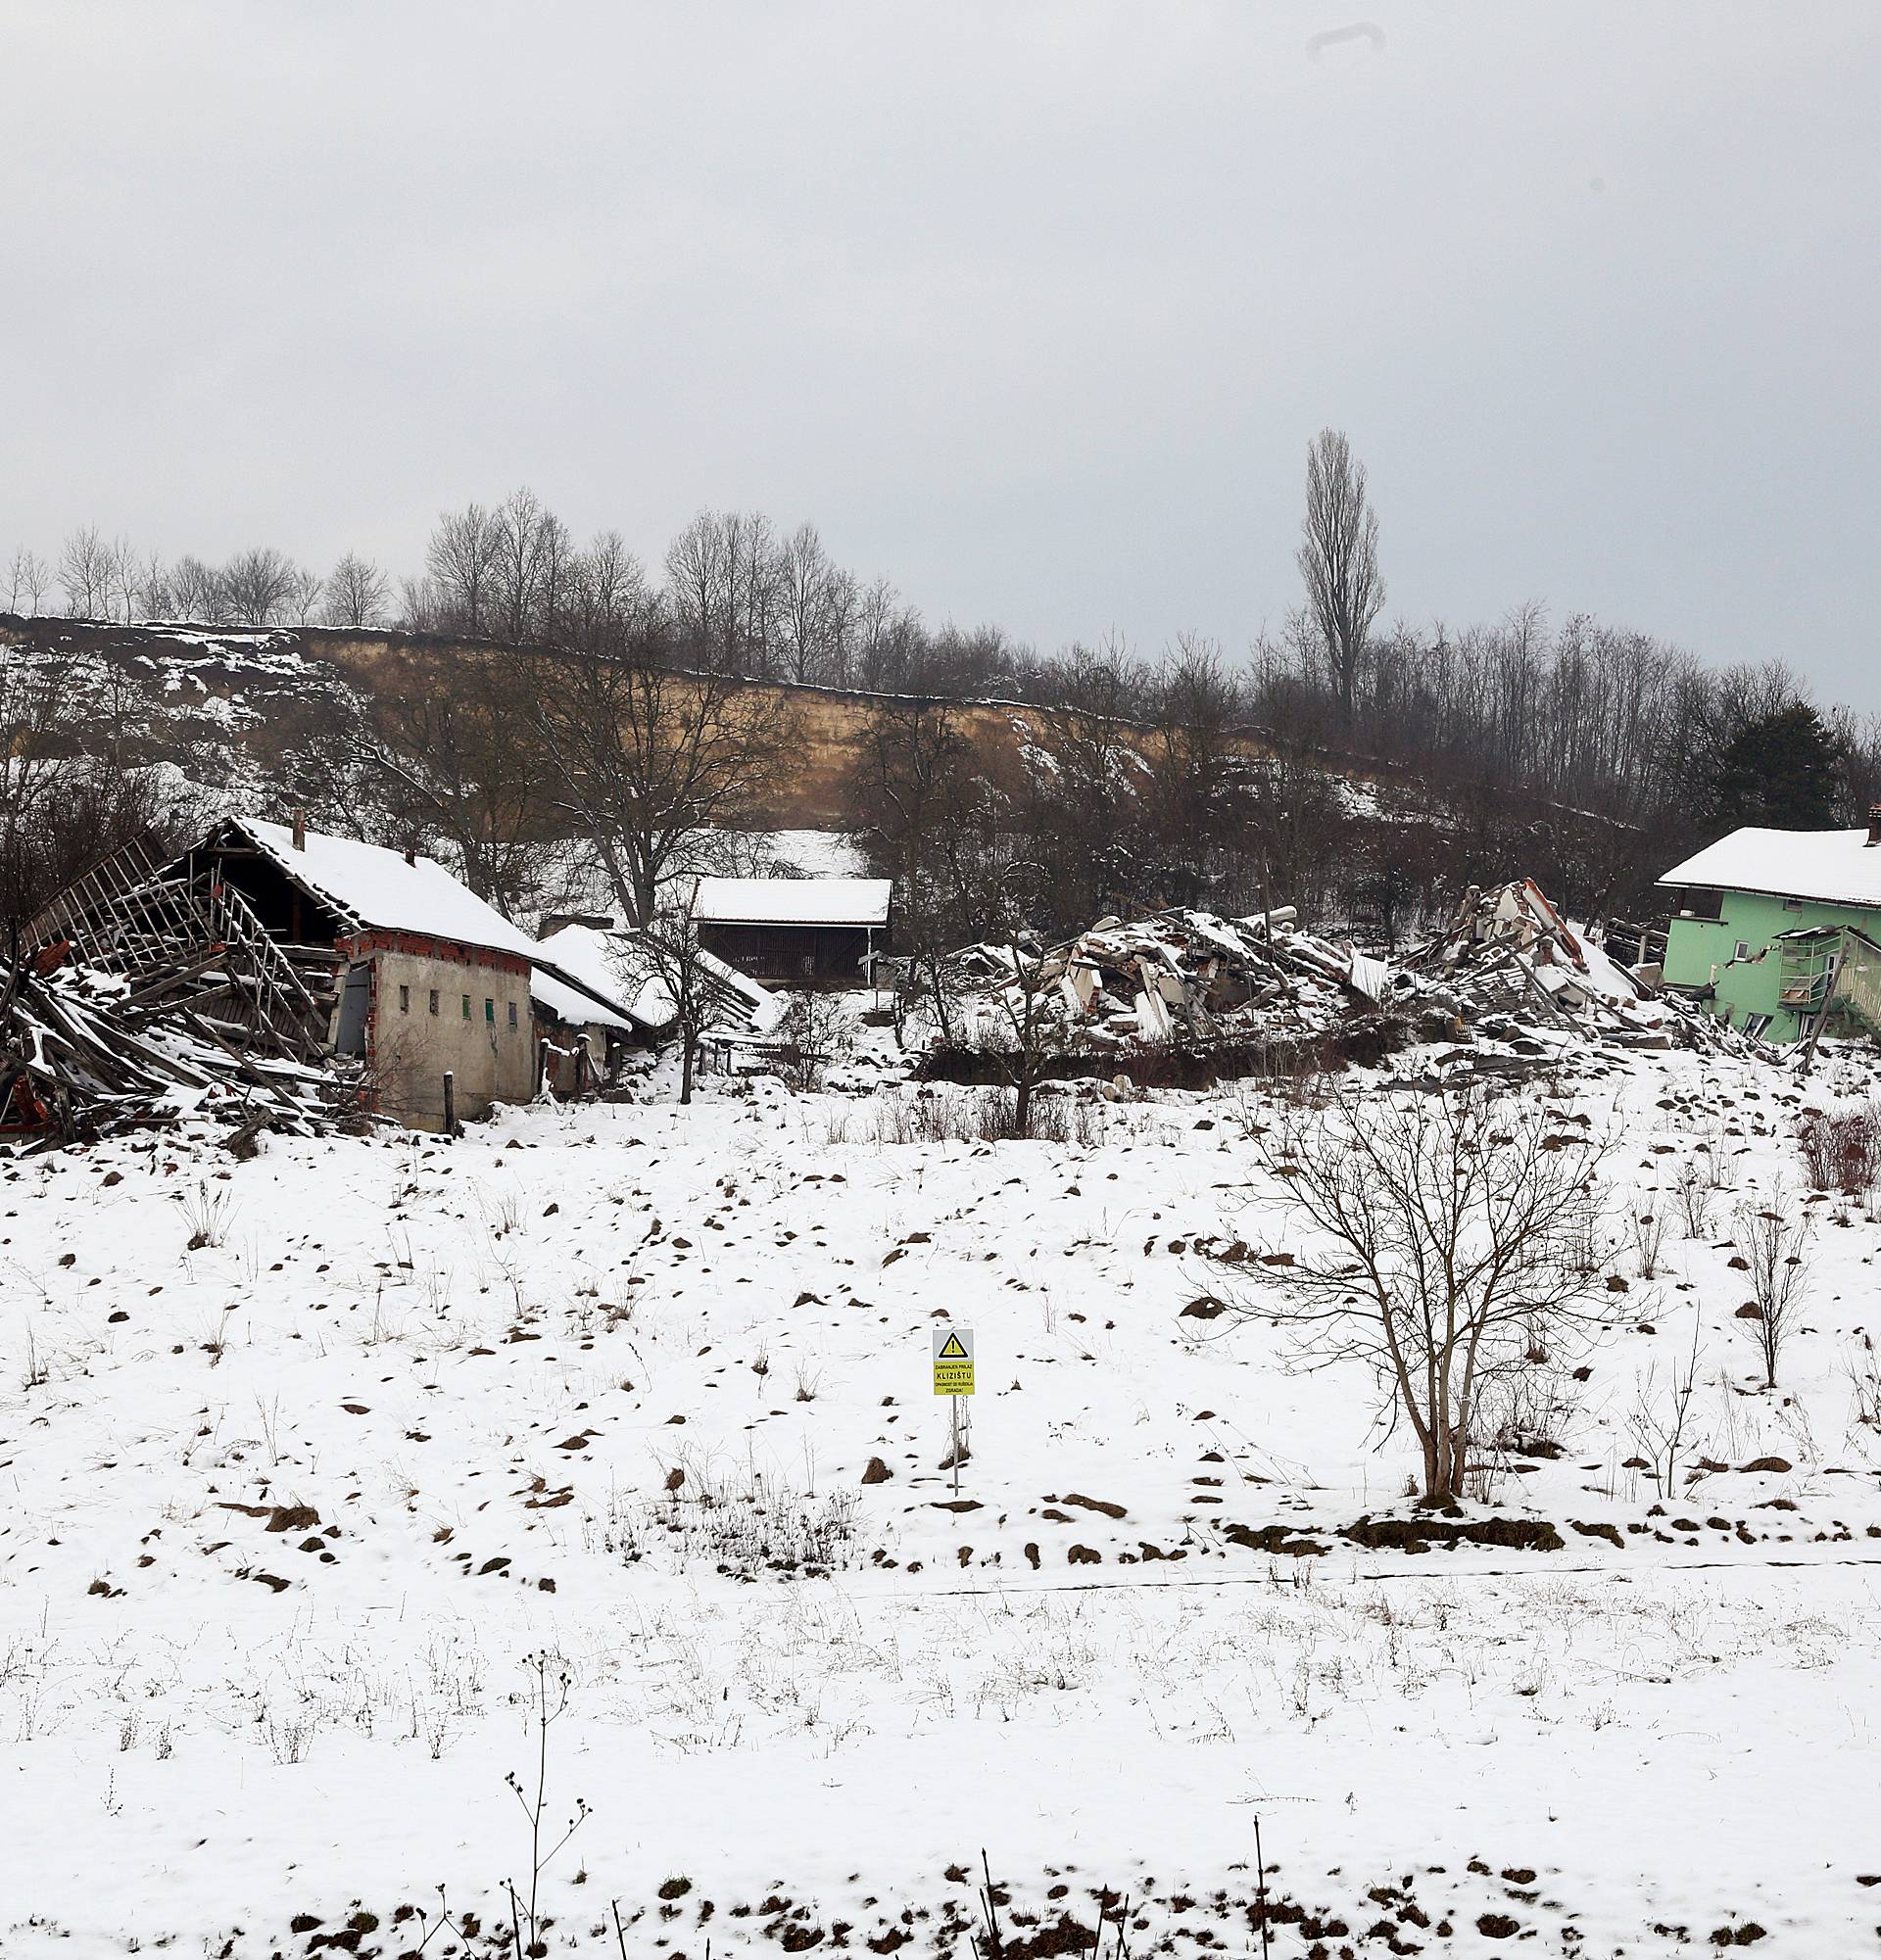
xmin=932 ymin=1326 xmax=976 ymax=1396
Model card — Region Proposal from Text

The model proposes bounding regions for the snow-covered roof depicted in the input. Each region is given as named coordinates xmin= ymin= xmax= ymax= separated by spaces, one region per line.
xmin=554 ymin=922 xmax=784 ymax=1036
xmin=531 ymin=965 xmax=638 ymax=1033
xmin=532 ymin=924 xmax=642 ymax=1032
xmin=1658 ymin=827 xmax=1881 ymax=911
xmin=234 ymin=818 xmax=541 ymax=962
xmin=214 ymin=820 xmax=646 ymax=1030
xmin=691 ymin=876 xmax=892 ymax=929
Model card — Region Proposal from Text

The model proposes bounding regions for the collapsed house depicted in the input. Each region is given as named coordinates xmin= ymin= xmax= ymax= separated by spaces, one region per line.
xmin=1657 ymin=819 xmax=1881 ymax=1041
xmin=2 ymin=835 xmax=343 ymax=1144
xmin=1389 ymin=878 xmax=1749 ymax=1065
xmin=929 ymin=879 xmax=1746 ymax=1087
xmin=935 ymin=905 xmax=1391 ymax=1070
xmin=6 ymin=816 xmax=651 ymax=1140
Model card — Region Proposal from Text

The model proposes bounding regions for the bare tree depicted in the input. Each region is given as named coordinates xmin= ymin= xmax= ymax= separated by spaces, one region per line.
xmin=0 ymin=641 xmax=194 ymax=929
xmin=526 ymin=629 xmax=787 ymax=926
xmin=952 ymin=861 xmax=1073 ymax=1136
xmin=58 ymin=525 xmax=114 ymax=619
xmin=565 ymin=529 xmax=651 ymax=652
xmin=1296 ymin=428 xmax=1385 ymax=727
xmin=633 ymin=890 xmax=715 ymax=1105
xmin=221 ymin=546 xmax=299 ymax=626
xmin=774 ymin=522 xmax=855 ymax=686
xmin=850 ymin=573 xmax=922 ymax=690
xmin=1018 ymin=641 xmax=1154 ymax=928
xmin=135 ymin=552 xmax=173 ymax=620
xmin=1143 ymin=633 xmax=1244 ymax=907
xmin=0 ymin=761 xmax=192 ymax=935
xmin=426 ymin=502 xmax=503 ymax=636
xmin=491 ymin=487 xmax=557 ymax=643
xmin=170 ymin=554 xmax=225 ymax=623
xmin=1731 ymin=1192 xmax=1811 ymax=1389
xmin=105 ymin=534 xmax=139 ymax=623
xmin=355 ymin=644 xmax=566 ymax=921
xmin=1232 ymin=1085 xmax=1612 ymax=1504
xmin=5 ymin=548 xmax=50 ymax=616
xmin=395 ymin=575 xmax=443 ymax=633
xmin=663 ymin=508 xmax=780 ymax=674
xmin=322 ymin=552 xmax=391 ymax=628
xmin=0 ymin=641 xmax=78 ymax=851
xmin=289 ymin=564 xmax=325 ymax=626
xmin=846 ymin=693 xmax=1012 ymax=1041
xmin=533 ymin=508 xmax=578 ymax=643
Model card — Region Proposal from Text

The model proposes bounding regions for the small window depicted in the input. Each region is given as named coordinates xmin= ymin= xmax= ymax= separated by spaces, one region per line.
xmin=485 ymin=997 xmax=496 ymax=1024
xmin=1733 ymin=939 xmax=1753 ymax=962
xmin=507 ymin=1001 xmax=518 ymax=1028
xmin=1743 ymin=1012 xmax=1772 ymax=1038
xmin=461 ymin=994 xmax=471 ymax=1019
xmin=398 ymin=985 xmax=410 ymax=1014
xmin=428 ymin=989 xmax=439 ymax=1016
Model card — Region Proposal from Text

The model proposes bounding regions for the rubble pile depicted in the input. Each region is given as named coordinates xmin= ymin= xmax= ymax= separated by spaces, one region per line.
xmin=943 ymin=904 xmax=1393 ymax=1059
xmin=1 ymin=842 xmax=349 ymax=1146
xmin=1391 ymin=878 xmax=1748 ymax=1067
xmin=936 ymin=879 xmax=1757 ymax=1084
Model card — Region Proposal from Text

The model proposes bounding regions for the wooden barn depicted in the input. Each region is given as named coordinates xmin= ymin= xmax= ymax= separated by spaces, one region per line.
xmin=691 ymin=876 xmax=892 ymax=987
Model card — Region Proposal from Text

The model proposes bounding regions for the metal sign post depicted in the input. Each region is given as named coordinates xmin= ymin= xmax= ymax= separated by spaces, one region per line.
xmin=931 ymin=1326 xmax=975 ymax=1496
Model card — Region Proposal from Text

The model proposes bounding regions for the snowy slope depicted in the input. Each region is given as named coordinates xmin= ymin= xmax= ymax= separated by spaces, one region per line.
xmin=3 ymin=1050 xmax=1881 ymax=1953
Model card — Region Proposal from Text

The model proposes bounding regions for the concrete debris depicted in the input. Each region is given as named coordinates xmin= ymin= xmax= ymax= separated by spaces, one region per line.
xmin=938 ymin=880 xmax=1759 ymax=1081
xmin=1391 ymin=878 xmax=1752 ymax=1064
xmin=942 ymin=904 xmax=1391 ymax=1058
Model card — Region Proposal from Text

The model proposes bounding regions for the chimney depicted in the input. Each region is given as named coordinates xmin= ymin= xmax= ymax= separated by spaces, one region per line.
xmin=1868 ymin=805 xmax=1881 ymax=848
xmin=291 ymin=808 xmax=306 ymax=852
xmin=404 ymin=846 xmax=416 ymax=866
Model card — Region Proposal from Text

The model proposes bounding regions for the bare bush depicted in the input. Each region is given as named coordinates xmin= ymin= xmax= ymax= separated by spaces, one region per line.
xmin=1797 ymin=1105 xmax=1879 ymax=1197
xmin=1626 ymin=1314 xmax=1705 ymax=1498
xmin=1673 ymin=1160 xmax=1712 ymax=1239
xmin=1471 ymin=1363 xmax=1580 ymax=1463
xmin=1700 ymin=1123 xmax=1740 ymax=1191
xmin=826 ymin=1087 xmax=1104 ymax=1147
xmin=779 ymin=989 xmax=852 ymax=1092
xmin=179 ymin=1179 xmax=236 ymax=1251
xmin=1233 ymin=1084 xmax=1614 ymax=1504
xmin=1631 ymin=1206 xmax=1667 ymax=1280
xmin=1847 ymin=1332 xmax=1881 ymax=1436
xmin=505 ymin=1652 xmax=587 ymax=1960
xmin=1731 ymin=1191 xmax=1812 ymax=1389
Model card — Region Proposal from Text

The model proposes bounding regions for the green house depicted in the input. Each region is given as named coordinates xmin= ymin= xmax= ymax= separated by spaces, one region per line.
xmin=1658 ymin=822 xmax=1881 ymax=1040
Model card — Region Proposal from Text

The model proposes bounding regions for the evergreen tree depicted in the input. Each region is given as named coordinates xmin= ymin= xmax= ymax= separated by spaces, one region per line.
xmin=1713 ymin=702 xmax=1845 ymax=830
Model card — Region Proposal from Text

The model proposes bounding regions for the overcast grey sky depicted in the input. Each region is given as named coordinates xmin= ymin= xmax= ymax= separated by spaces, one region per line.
xmin=3 ymin=3 xmax=1876 ymax=698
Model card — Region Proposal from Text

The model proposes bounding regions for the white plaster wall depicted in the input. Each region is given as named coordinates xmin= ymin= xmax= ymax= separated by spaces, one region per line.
xmin=367 ymin=948 xmax=534 ymax=1127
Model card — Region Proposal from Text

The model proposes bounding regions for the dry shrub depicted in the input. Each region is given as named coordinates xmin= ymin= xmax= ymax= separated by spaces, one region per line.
xmin=826 ymin=1088 xmax=1105 ymax=1147
xmin=1797 ymin=1104 xmax=1880 ymax=1196
xmin=603 ymin=1469 xmax=863 ymax=1580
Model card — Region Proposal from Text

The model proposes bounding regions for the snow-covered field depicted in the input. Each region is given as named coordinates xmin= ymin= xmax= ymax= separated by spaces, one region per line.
xmin=4 ymin=1048 xmax=1881 ymax=1955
